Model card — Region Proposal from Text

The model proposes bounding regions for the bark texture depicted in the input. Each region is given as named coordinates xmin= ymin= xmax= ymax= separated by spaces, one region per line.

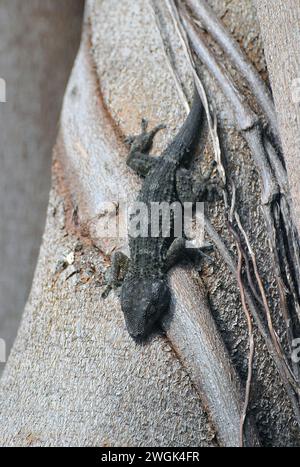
xmin=255 ymin=0 xmax=300 ymax=233
xmin=0 ymin=0 xmax=84 ymax=370
xmin=0 ymin=0 xmax=299 ymax=447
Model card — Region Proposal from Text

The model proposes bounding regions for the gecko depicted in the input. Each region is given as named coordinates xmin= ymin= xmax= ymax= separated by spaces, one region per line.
xmin=106 ymin=85 xmax=221 ymax=340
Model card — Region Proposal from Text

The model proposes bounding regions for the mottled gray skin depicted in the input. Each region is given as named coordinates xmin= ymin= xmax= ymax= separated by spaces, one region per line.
xmin=111 ymin=87 xmax=219 ymax=340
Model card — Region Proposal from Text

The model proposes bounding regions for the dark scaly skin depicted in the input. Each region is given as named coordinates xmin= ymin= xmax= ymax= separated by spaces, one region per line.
xmin=117 ymin=87 xmax=218 ymax=340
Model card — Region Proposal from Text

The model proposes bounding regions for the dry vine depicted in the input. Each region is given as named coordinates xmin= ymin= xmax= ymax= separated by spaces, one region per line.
xmin=178 ymin=0 xmax=300 ymax=425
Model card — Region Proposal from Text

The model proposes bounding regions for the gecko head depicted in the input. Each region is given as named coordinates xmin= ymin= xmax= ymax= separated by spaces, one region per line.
xmin=121 ymin=276 xmax=171 ymax=341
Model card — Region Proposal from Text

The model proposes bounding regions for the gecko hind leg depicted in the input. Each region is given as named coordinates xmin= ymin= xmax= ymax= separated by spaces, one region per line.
xmin=176 ymin=161 xmax=223 ymax=204
xmin=125 ymin=119 xmax=166 ymax=177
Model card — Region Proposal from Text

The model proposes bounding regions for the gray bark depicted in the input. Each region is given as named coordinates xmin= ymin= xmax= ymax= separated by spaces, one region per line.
xmin=0 ymin=0 xmax=84 ymax=370
xmin=0 ymin=0 xmax=299 ymax=447
xmin=255 ymin=0 xmax=300 ymax=234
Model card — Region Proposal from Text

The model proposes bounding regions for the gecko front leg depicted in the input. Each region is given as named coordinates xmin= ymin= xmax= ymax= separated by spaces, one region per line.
xmin=165 ymin=237 xmax=213 ymax=273
xmin=102 ymin=251 xmax=130 ymax=298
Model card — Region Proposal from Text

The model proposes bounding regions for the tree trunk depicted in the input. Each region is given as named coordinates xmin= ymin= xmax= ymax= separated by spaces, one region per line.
xmin=0 ymin=0 xmax=299 ymax=447
xmin=0 ymin=0 xmax=84 ymax=371
xmin=255 ymin=0 xmax=300 ymax=234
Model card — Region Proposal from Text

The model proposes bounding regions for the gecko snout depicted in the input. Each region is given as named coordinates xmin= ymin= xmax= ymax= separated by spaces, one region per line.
xmin=121 ymin=277 xmax=171 ymax=340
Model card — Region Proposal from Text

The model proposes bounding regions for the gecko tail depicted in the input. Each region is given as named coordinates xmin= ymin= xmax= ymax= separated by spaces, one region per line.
xmin=163 ymin=84 xmax=204 ymax=164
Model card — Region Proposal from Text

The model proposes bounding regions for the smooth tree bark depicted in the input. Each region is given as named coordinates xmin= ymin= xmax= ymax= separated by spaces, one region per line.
xmin=0 ymin=0 xmax=84 ymax=371
xmin=0 ymin=0 xmax=299 ymax=447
